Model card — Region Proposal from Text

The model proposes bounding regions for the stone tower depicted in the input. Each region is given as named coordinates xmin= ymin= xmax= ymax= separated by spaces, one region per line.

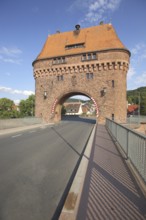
xmin=32 ymin=23 xmax=130 ymax=123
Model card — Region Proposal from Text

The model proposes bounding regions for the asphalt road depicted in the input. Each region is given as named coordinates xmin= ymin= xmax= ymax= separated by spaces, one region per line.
xmin=0 ymin=118 xmax=95 ymax=220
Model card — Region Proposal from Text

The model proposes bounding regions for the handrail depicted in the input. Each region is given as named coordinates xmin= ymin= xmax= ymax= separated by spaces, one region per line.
xmin=106 ymin=118 xmax=146 ymax=183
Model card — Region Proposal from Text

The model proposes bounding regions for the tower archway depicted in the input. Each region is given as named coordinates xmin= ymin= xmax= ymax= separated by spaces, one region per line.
xmin=50 ymin=90 xmax=99 ymax=122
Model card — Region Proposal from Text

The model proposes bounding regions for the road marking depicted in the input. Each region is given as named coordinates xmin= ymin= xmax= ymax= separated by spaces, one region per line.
xmin=12 ymin=134 xmax=22 ymax=138
xmin=29 ymin=130 xmax=36 ymax=133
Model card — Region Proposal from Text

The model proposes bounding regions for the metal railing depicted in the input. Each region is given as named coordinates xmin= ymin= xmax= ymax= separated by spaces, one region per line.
xmin=106 ymin=118 xmax=146 ymax=183
xmin=127 ymin=115 xmax=146 ymax=124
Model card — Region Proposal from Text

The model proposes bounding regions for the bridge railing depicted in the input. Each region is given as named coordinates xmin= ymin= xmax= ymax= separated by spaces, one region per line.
xmin=0 ymin=117 xmax=42 ymax=130
xmin=106 ymin=118 xmax=146 ymax=184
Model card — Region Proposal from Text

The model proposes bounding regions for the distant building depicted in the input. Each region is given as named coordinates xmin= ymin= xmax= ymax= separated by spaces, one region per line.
xmin=127 ymin=104 xmax=138 ymax=115
xmin=64 ymin=102 xmax=82 ymax=115
xmin=12 ymin=104 xmax=20 ymax=112
xmin=64 ymin=101 xmax=98 ymax=116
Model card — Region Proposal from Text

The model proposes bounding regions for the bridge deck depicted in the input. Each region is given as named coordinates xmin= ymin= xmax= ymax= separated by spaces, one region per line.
xmin=76 ymin=124 xmax=146 ymax=220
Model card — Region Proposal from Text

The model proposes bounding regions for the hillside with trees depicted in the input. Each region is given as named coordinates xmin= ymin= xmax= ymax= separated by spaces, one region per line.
xmin=127 ymin=87 xmax=146 ymax=115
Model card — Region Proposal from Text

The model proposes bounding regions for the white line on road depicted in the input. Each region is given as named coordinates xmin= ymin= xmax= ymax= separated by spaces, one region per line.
xmin=29 ymin=130 xmax=36 ymax=133
xmin=11 ymin=134 xmax=22 ymax=138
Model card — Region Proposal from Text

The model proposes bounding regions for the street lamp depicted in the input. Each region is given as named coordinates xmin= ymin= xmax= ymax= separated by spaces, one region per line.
xmin=44 ymin=91 xmax=47 ymax=99
xmin=101 ymin=87 xmax=107 ymax=97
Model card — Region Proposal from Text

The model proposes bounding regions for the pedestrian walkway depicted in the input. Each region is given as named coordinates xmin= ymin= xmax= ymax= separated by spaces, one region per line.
xmin=60 ymin=124 xmax=146 ymax=220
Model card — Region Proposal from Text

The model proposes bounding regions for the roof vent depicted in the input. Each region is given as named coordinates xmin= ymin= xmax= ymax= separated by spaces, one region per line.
xmin=75 ymin=24 xmax=80 ymax=30
xmin=74 ymin=24 xmax=81 ymax=35
xmin=99 ymin=21 xmax=104 ymax=25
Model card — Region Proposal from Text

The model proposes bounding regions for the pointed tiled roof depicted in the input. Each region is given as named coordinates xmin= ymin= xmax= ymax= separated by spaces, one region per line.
xmin=34 ymin=23 xmax=129 ymax=61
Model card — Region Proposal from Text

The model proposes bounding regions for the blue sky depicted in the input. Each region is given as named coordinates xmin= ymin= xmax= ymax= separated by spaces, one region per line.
xmin=0 ymin=0 xmax=146 ymax=103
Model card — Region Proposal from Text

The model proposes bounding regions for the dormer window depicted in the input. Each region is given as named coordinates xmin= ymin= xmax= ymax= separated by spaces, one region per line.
xmin=65 ymin=43 xmax=85 ymax=50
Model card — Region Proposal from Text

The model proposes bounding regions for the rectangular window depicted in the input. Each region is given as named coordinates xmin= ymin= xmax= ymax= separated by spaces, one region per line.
xmin=53 ymin=58 xmax=57 ymax=64
xmin=81 ymin=53 xmax=97 ymax=61
xmin=92 ymin=53 xmax=96 ymax=59
xmin=112 ymin=80 xmax=115 ymax=88
xmin=86 ymin=73 xmax=89 ymax=79
xmin=86 ymin=73 xmax=93 ymax=79
xmin=57 ymin=75 xmax=64 ymax=81
xmin=87 ymin=54 xmax=91 ymax=60
xmin=53 ymin=57 xmax=66 ymax=65
xmin=90 ymin=73 xmax=93 ymax=79
xmin=82 ymin=54 xmax=86 ymax=61
xmin=58 ymin=58 xmax=61 ymax=64
xmin=62 ymin=57 xmax=65 ymax=63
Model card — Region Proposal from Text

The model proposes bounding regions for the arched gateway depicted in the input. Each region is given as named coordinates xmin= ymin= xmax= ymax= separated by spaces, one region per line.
xmin=32 ymin=23 xmax=130 ymax=123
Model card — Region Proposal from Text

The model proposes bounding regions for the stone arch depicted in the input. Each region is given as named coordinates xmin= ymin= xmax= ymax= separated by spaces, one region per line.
xmin=50 ymin=90 xmax=99 ymax=122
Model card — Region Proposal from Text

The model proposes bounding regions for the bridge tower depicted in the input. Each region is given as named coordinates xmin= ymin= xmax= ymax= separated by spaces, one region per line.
xmin=32 ymin=23 xmax=130 ymax=123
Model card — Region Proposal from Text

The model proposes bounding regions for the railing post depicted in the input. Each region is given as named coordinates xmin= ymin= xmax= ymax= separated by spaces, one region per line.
xmin=126 ymin=130 xmax=129 ymax=160
xmin=115 ymin=122 xmax=117 ymax=139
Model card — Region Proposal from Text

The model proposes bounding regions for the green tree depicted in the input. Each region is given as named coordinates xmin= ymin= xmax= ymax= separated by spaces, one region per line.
xmin=19 ymin=95 xmax=35 ymax=117
xmin=61 ymin=105 xmax=66 ymax=115
xmin=0 ymin=98 xmax=14 ymax=111
xmin=0 ymin=98 xmax=20 ymax=118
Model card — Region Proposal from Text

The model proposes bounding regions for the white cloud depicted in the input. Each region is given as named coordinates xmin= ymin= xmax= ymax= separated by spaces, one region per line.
xmin=14 ymin=99 xmax=21 ymax=105
xmin=0 ymin=46 xmax=22 ymax=57
xmin=128 ymin=42 xmax=146 ymax=89
xmin=0 ymin=56 xmax=22 ymax=64
xmin=85 ymin=0 xmax=121 ymax=24
xmin=0 ymin=86 xmax=34 ymax=96
xmin=131 ymin=43 xmax=145 ymax=55
xmin=69 ymin=0 xmax=121 ymax=25
xmin=131 ymin=43 xmax=146 ymax=63
xmin=89 ymin=0 xmax=120 ymax=11
xmin=0 ymin=46 xmax=22 ymax=64
xmin=127 ymin=65 xmax=136 ymax=80
xmin=135 ymin=72 xmax=146 ymax=85
xmin=68 ymin=0 xmax=90 ymax=11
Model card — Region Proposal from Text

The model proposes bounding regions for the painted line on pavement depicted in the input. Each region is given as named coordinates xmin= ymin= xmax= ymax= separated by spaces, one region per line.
xmin=11 ymin=134 xmax=22 ymax=138
xmin=29 ymin=130 xmax=36 ymax=133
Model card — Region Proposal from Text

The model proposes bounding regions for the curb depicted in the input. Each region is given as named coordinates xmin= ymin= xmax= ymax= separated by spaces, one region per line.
xmin=59 ymin=124 xmax=97 ymax=220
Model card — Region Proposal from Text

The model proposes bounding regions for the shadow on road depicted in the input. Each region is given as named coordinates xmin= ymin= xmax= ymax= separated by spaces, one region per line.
xmin=51 ymin=127 xmax=81 ymax=156
xmin=51 ymin=118 xmax=95 ymax=220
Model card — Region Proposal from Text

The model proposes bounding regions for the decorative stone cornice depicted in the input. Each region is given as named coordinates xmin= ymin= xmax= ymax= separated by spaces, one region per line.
xmin=33 ymin=60 xmax=129 ymax=78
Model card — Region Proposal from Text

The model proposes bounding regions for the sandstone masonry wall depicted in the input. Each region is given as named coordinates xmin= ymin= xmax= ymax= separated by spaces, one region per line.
xmin=33 ymin=49 xmax=129 ymax=123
